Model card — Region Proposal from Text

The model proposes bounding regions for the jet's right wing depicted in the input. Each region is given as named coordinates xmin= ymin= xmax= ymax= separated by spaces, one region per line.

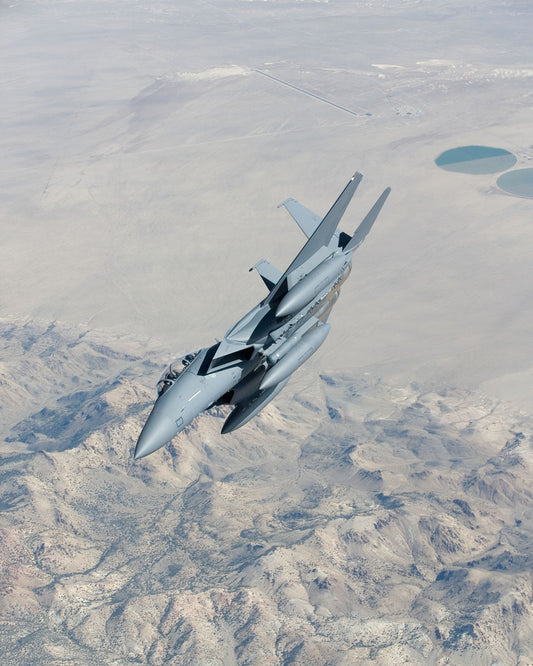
xmin=278 ymin=198 xmax=322 ymax=239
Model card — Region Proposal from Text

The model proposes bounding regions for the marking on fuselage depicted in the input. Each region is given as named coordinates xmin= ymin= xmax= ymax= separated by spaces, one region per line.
xmin=188 ymin=390 xmax=201 ymax=402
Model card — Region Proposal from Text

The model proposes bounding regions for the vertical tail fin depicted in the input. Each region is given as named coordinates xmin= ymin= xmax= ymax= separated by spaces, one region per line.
xmin=316 ymin=172 xmax=363 ymax=250
xmin=343 ymin=187 xmax=391 ymax=252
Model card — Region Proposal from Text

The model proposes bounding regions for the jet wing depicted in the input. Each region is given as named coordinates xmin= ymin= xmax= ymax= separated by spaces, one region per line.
xmin=278 ymin=198 xmax=322 ymax=239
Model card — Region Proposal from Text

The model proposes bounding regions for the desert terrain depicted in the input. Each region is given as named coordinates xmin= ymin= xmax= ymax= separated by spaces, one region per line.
xmin=1 ymin=0 xmax=533 ymax=663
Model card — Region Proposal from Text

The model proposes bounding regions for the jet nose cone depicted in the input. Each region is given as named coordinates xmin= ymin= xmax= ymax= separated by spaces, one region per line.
xmin=134 ymin=411 xmax=178 ymax=460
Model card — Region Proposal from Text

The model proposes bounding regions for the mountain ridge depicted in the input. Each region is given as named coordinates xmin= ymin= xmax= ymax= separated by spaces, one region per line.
xmin=1 ymin=319 xmax=532 ymax=664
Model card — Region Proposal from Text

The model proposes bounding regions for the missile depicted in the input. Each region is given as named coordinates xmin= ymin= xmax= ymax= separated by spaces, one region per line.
xmin=260 ymin=323 xmax=330 ymax=391
xmin=221 ymin=378 xmax=289 ymax=434
xmin=276 ymin=255 xmax=346 ymax=318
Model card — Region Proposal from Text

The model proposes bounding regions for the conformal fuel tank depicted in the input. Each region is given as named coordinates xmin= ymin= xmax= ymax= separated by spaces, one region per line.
xmin=276 ymin=254 xmax=346 ymax=318
xmin=260 ymin=324 xmax=330 ymax=390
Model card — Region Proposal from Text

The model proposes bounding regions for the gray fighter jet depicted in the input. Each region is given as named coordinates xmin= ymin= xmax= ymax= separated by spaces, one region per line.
xmin=134 ymin=173 xmax=390 ymax=459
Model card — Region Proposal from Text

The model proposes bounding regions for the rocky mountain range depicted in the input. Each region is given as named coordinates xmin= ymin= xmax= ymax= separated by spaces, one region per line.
xmin=1 ymin=318 xmax=532 ymax=664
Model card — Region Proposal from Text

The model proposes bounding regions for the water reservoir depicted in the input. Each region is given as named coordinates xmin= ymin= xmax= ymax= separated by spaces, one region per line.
xmin=435 ymin=146 xmax=516 ymax=174
xmin=497 ymin=168 xmax=533 ymax=199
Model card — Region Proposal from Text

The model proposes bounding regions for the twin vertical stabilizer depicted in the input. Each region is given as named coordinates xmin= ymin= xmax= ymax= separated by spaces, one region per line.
xmin=264 ymin=172 xmax=364 ymax=307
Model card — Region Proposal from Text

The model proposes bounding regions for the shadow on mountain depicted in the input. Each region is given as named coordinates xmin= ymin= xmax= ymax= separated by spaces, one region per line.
xmin=7 ymin=379 xmax=150 ymax=452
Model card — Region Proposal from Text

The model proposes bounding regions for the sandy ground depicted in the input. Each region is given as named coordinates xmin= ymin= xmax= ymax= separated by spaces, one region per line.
xmin=1 ymin=0 xmax=532 ymax=408
xmin=1 ymin=318 xmax=533 ymax=664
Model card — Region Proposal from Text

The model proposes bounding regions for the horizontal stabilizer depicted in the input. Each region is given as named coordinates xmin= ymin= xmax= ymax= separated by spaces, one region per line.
xmin=279 ymin=198 xmax=321 ymax=238
xmin=250 ymin=259 xmax=282 ymax=291
xmin=343 ymin=187 xmax=391 ymax=252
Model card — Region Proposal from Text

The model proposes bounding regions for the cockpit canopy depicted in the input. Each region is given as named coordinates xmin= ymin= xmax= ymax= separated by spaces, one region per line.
xmin=156 ymin=351 xmax=200 ymax=396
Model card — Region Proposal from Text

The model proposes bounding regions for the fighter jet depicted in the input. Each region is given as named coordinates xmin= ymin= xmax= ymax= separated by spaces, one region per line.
xmin=134 ymin=173 xmax=390 ymax=459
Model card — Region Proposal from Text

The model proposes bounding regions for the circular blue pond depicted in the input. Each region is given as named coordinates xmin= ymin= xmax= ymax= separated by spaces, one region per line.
xmin=435 ymin=146 xmax=517 ymax=174
xmin=497 ymin=168 xmax=533 ymax=199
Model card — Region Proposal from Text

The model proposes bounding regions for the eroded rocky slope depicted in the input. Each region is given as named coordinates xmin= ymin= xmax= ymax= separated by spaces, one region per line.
xmin=1 ymin=319 xmax=532 ymax=665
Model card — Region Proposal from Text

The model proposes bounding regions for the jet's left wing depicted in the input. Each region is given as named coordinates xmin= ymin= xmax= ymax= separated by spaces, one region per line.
xmin=279 ymin=198 xmax=321 ymax=239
